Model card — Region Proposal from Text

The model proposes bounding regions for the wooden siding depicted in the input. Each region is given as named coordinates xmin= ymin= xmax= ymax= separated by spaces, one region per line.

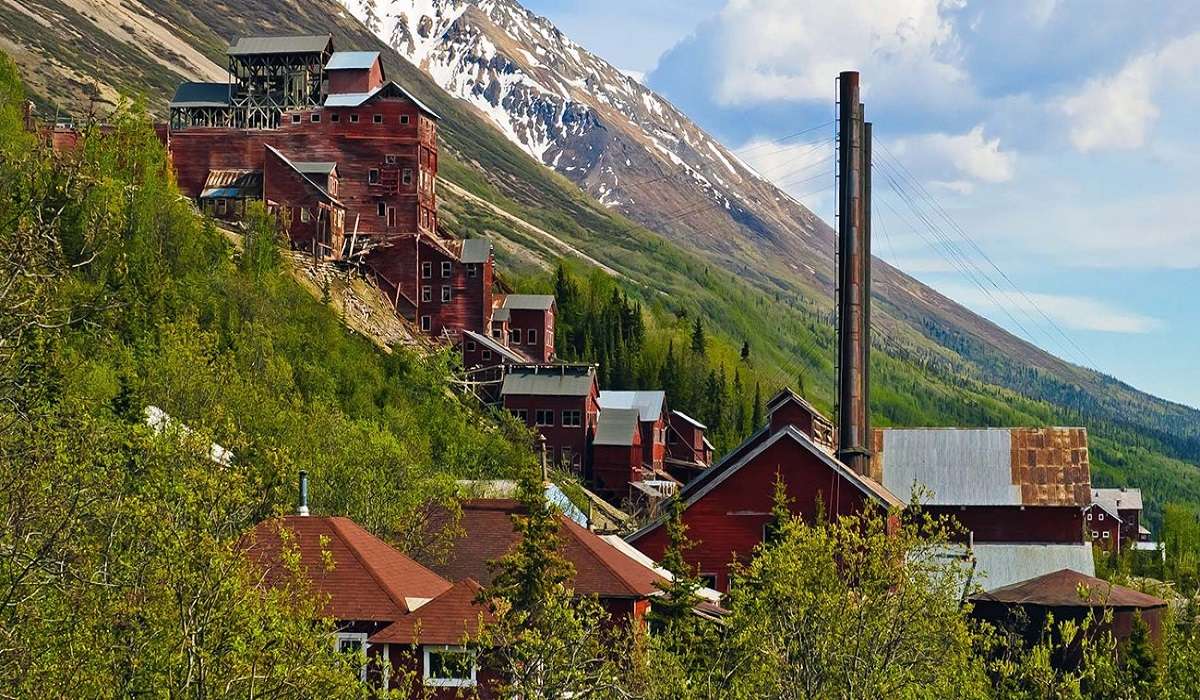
xmin=633 ymin=436 xmax=878 ymax=591
xmin=593 ymin=432 xmax=643 ymax=500
xmin=507 ymin=307 xmax=555 ymax=362
xmin=932 ymin=505 xmax=1085 ymax=544
xmin=503 ymin=388 xmax=599 ymax=476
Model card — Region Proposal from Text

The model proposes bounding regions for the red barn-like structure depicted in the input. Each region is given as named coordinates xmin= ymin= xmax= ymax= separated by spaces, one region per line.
xmin=500 ymin=364 xmax=599 ymax=475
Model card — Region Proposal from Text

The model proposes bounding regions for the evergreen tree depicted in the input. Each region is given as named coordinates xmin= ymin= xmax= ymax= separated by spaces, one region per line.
xmin=690 ymin=317 xmax=706 ymax=356
xmin=647 ymin=498 xmax=702 ymax=631
xmin=485 ymin=472 xmax=573 ymax=615
xmin=741 ymin=339 xmax=751 ymax=361
xmin=751 ymin=382 xmax=764 ymax=429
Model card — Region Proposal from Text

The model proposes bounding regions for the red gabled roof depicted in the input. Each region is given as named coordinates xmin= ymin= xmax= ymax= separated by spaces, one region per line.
xmin=369 ymin=578 xmax=492 ymax=645
xmin=422 ymin=499 xmax=665 ymax=599
xmin=242 ymin=515 xmax=452 ymax=622
xmin=970 ymin=568 xmax=1166 ymax=609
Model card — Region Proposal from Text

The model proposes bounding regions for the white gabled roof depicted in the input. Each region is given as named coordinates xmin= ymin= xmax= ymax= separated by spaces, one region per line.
xmin=598 ymin=390 xmax=665 ymax=423
xmin=1092 ymin=487 xmax=1143 ymax=511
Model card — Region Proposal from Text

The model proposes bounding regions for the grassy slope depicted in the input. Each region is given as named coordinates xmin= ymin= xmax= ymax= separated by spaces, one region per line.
xmin=6 ymin=0 xmax=1198 ymax=527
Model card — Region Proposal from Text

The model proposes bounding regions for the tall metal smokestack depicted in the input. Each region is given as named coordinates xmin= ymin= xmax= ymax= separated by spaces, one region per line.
xmin=836 ymin=72 xmax=872 ymax=476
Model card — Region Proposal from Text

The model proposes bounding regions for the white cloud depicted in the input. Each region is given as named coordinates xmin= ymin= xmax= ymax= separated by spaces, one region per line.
xmin=1060 ymin=31 xmax=1200 ymax=152
xmin=710 ymin=0 xmax=967 ymax=106
xmin=890 ymin=125 xmax=1016 ymax=192
xmin=933 ymin=283 xmax=1162 ymax=334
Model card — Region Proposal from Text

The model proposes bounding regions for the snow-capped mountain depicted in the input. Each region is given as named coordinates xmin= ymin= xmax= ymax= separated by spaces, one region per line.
xmin=341 ymin=0 xmax=834 ymax=279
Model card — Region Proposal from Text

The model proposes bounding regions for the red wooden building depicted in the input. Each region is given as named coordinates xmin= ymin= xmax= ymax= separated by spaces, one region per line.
xmin=591 ymin=407 xmax=644 ymax=501
xmin=242 ymin=512 xmax=496 ymax=696
xmin=1087 ymin=487 xmax=1148 ymax=553
xmin=164 ymin=35 xmax=494 ymax=338
xmin=495 ymin=294 xmax=556 ymax=362
xmin=665 ymin=410 xmax=713 ymax=483
xmin=627 ymin=390 xmax=903 ymax=592
xmin=500 ymin=364 xmax=599 ymax=475
xmin=597 ymin=390 xmax=669 ymax=474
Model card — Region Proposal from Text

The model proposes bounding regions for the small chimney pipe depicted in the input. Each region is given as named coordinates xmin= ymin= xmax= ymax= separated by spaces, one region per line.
xmin=539 ymin=434 xmax=549 ymax=483
xmin=297 ymin=470 xmax=310 ymax=516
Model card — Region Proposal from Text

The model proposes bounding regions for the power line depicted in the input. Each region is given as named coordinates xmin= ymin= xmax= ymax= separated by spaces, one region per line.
xmin=731 ymin=120 xmax=836 ymax=155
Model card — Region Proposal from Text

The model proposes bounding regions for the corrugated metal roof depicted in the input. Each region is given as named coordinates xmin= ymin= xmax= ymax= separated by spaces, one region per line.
xmin=460 ymin=238 xmax=491 ymax=264
xmin=878 ymin=428 xmax=1091 ymax=507
xmin=492 ymin=308 xmax=510 ymax=322
xmin=970 ymin=543 xmax=1095 ymax=592
xmin=598 ymin=391 xmax=665 ymax=422
xmin=325 ymin=51 xmax=380 ymax=70
xmin=501 ymin=294 xmax=555 ymax=311
xmin=264 ymin=146 xmax=341 ymax=206
xmin=323 ymin=82 xmax=441 ymax=119
xmin=595 ymin=408 xmax=640 ymax=446
xmin=199 ymin=169 xmax=262 ymax=200
xmin=500 ymin=365 xmax=595 ymax=397
xmin=1092 ymin=487 xmax=1142 ymax=511
xmin=228 ymin=34 xmax=332 ymax=56
xmin=971 ymin=568 xmax=1165 ymax=608
xmin=169 ymin=82 xmax=233 ymax=108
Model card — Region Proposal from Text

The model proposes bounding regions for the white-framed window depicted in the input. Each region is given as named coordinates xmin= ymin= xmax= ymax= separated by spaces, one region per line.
xmin=511 ymin=407 xmax=526 ymax=422
xmin=510 ymin=328 xmax=523 ymax=345
xmin=423 ymin=645 xmax=476 ymax=688
xmin=1087 ymin=512 xmax=1093 ymax=521
xmin=466 ymin=341 xmax=476 ymax=352
xmin=699 ymin=573 xmax=718 ymax=590
xmin=441 ymin=261 xmax=452 ymax=277
xmin=420 ymin=316 xmax=431 ymax=332
xmin=422 ymin=286 xmax=432 ymax=303
xmin=482 ymin=349 xmax=492 ymax=361
xmin=336 ymin=632 xmax=369 ymax=682
xmin=310 ymin=112 xmax=321 ymax=122
xmin=421 ymin=261 xmax=432 ymax=278
xmin=1092 ymin=531 xmax=1099 ymax=539
xmin=369 ymin=168 xmax=380 ymax=184
xmin=561 ymin=410 xmax=582 ymax=427
xmin=1098 ymin=513 xmax=1104 ymax=521
xmin=535 ymin=409 xmax=554 ymax=427
xmin=373 ymin=114 xmax=383 ymax=124
xmin=350 ymin=113 xmax=359 ymax=123
xmin=527 ymin=329 xmax=538 ymax=346
xmin=291 ymin=113 xmax=301 ymax=124
xmin=441 ymin=286 xmax=452 ymax=303
xmin=1103 ymin=531 xmax=1111 ymax=539
xmin=385 ymin=154 xmax=398 ymax=164
xmin=401 ymin=114 xmax=411 ymax=125
xmin=468 ymin=264 xmax=478 ymax=278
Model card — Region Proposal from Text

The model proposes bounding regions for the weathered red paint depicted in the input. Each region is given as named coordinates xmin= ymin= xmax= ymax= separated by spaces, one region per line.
xmin=503 ymin=388 xmax=599 ymax=475
xmin=593 ymin=427 xmax=643 ymax=499
xmin=506 ymin=306 xmax=555 ymax=362
xmin=931 ymin=505 xmax=1085 ymax=544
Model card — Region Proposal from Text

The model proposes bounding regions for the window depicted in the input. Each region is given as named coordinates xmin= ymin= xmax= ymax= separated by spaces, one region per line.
xmin=1087 ymin=512 xmax=1093 ymax=521
xmin=421 ymin=286 xmax=432 ymax=303
xmin=300 ymin=208 xmax=311 ymax=223
xmin=482 ymin=349 xmax=492 ymax=361
xmin=369 ymin=169 xmax=380 ymax=184
xmin=423 ymin=645 xmax=476 ymax=688
xmin=441 ymin=261 xmax=452 ymax=277
xmin=468 ymin=264 xmax=478 ymax=278
xmin=310 ymin=113 xmax=320 ymax=122
xmin=336 ymin=632 xmax=369 ymax=682
xmin=377 ymin=201 xmax=386 ymax=217
xmin=291 ymin=114 xmax=301 ymax=124
xmin=386 ymin=154 xmax=398 ymax=164
xmin=559 ymin=447 xmax=573 ymax=468
xmin=510 ymin=329 xmax=523 ymax=345
xmin=441 ymin=286 xmax=451 ymax=303
xmin=1092 ymin=531 xmax=1099 ymax=539
xmin=466 ymin=341 xmax=476 ymax=352
xmin=527 ymin=329 xmax=538 ymax=346
xmin=330 ymin=113 xmax=340 ymax=123
xmin=373 ymin=114 xmax=383 ymax=124
xmin=421 ymin=262 xmax=432 ymax=278
xmin=699 ymin=574 xmax=718 ymax=590
xmin=350 ymin=113 xmax=359 ymax=123
xmin=561 ymin=410 xmax=582 ymax=427
xmin=572 ymin=452 xmax=582 ymax=469
xmin=510 ymin=407 xmax=526 ymax=422
xmin=535 ymin=409 xmax=554 ymax=427
xmin=491 ymin=328 xmax=502 ymax=339
xmin=420 ymin=316 xmax=431 ymax=332
xmin=216 ymin=198 xmax=227 ymax=215
xmin=402 ymin=168 xmax=413 ymax=185
xmin=1102 ymin=531 xmax=1111 ymax=539
xmin=401 ymin=114 xmax=411 ymax=125
xmin=1098 ymin=513 xmax=1104 ymax=521
xmin=387 ymin=207 xmax=395 ymax=227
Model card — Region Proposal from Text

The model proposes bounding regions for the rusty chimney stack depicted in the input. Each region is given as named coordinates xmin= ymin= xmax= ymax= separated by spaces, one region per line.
xmin=836 ymin=71 xmax=873 ymax=477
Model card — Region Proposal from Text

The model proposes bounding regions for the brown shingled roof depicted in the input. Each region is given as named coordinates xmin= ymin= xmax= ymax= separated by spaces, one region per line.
xmin=370 ymin=579 xmax=492 ymax=645
xmin=970 ymin=569 xmax=1166 ymax=609
xmin=242 ymin=515 xmax=452 ymax=622
xmin=422 ymin=499 xmax=665 ymax=599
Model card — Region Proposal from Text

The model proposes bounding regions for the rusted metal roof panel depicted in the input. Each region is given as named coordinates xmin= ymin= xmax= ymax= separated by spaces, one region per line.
xmin=877 ymin=427 xmax=1091 ymax=507
xmin=200 ymin=169 xmax=262 ymax=199
xmin=971 ymin=567 xmax=1164 ymax=608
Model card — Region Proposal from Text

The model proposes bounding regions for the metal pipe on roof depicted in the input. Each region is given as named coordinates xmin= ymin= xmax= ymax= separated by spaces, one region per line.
xmin=297 ymin=470 xmax=310 ymax=516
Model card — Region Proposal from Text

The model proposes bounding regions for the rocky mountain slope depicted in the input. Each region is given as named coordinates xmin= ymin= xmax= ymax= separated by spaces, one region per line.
xmin=4 ymin=0 xmax=1199 ymax=519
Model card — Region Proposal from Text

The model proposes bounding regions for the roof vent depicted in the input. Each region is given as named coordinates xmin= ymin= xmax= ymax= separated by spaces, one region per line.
xmin=297 ymin=470 xmax=310 ymax=516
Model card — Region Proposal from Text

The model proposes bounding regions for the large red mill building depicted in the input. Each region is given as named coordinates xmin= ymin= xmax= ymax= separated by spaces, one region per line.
xmin=162 ymin=34 xmax=492 ymax=337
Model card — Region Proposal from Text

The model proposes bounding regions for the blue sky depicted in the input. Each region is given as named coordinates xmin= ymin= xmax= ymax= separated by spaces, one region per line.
xmin=524 ymin=0 xmax=1200 ymax=410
